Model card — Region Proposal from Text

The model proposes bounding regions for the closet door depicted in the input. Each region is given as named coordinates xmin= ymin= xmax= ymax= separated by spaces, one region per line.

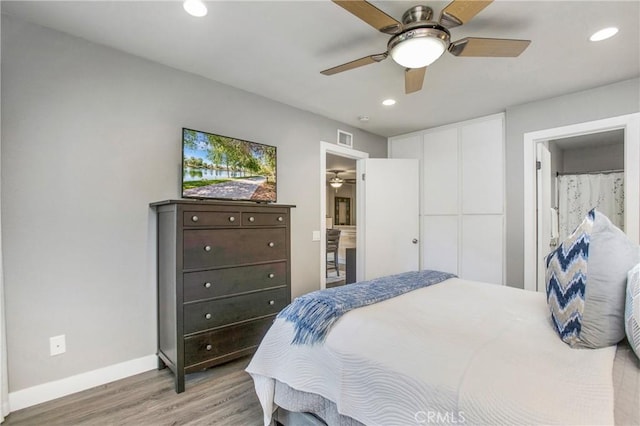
xmin=460 ymin=215 xmax=503 ymax=284
xmin=459 ymin=116 xmax=505 ymax=284
xmin=424 ymin=128 xmax=458 ymax=215
xmin=390 ymin=114 xmax=505 ymax=284
xmin=422 ymin=128 xmax=459 ymax=274
xmin=422 ymin=215 xmax=458 ymax=275
xmin=461 ymin=118 xmax=504 ymax=215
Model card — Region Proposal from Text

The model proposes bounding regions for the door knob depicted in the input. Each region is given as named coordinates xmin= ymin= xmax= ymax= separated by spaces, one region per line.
xmin=412 ymin=238 xmax=418 ymax=244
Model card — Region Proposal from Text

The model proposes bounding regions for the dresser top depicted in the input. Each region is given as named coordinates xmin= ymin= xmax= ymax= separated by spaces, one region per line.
xmin=150 ymin=199 xmax=295 ymax=208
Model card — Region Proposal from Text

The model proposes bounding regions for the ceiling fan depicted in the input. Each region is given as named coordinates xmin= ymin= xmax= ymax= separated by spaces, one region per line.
xmin=321 ymin=0 xmax=531 ymax=94
xmin=328 ymin=170 xmax=345 ymax=188
xmin=327 ymin=170 xmax=358 ymax=187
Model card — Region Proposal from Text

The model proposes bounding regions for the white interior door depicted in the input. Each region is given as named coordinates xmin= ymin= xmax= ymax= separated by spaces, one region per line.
xmin=357 ymin=158 xmax=420 ymax=281
xmin=536 ymin=143 xmax=552 ymax=292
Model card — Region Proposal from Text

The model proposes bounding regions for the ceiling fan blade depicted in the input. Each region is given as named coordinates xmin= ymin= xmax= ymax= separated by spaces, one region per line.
xmin=333 ymin=0 xmax=402 ymax=34
xmin=439 ymin=0 xmax=493 ymax=28
xmin=405 ymin=67 xmax=426 ymax=94
xmin=321 ymin=52 xmax=388 ymax=76
xmin=449 ymin=37 xmax=531 ymax=57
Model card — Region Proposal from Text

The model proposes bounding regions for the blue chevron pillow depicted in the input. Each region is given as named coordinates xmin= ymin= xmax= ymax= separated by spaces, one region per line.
xmin=546 ymin=209 xmax=640 ymax=348
xmin=545 ymin=210 xmax=593 ymax=346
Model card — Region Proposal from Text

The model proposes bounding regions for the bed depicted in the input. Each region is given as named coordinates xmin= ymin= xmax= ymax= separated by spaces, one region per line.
xmin=246 ymin=274 xmax=640 ymax=426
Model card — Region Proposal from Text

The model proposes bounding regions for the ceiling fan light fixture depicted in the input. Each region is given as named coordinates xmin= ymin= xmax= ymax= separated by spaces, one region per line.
xmin=329 ymin=171 xmax=344 ymax=188
xmin=183 ymin=0 xmax=207 ymax=17
xmin=388 ymin=27 xmax=450 ymax=69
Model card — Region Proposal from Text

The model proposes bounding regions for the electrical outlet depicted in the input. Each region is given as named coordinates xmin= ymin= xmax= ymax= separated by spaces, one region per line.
xmin=50 ymin=335 xmax=66 ymax=356
xmin=312 ymin=231 xmax=320 ymax=241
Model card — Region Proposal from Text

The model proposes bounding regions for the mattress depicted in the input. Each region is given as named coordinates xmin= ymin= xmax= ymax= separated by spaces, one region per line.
xmin=247 ymin=278 xmax=622 ymax=425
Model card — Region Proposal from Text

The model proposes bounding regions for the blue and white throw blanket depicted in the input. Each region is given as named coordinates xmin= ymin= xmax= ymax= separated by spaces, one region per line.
xmin=278 ymin=269 xmax=455 ymax=345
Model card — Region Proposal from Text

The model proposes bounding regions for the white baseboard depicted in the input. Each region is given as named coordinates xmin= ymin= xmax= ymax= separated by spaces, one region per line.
xmin=9 ymin=354 xmax=157 ymax=412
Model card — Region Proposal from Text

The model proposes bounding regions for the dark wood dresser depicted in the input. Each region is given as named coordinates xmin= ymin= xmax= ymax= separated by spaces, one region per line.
xmin=151 ymin=199 xmax=294 ymax=393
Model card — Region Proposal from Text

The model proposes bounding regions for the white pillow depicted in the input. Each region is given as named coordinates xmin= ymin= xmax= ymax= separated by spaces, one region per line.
xmin=626 ymin=263 xmax=640 ymax=359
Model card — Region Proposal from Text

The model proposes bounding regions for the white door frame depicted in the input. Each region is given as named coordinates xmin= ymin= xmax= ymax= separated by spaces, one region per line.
xmin=535 ymin=143 xmax=552 ymax=292
xmin=523 ymin=113 xmax=640 ymax=292
xmin=320 ymin=141 xmax=369 ymax=289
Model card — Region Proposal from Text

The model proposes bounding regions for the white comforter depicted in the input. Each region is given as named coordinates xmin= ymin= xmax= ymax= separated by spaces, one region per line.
xmin=246 ymin=278 xmax=616 ymax=425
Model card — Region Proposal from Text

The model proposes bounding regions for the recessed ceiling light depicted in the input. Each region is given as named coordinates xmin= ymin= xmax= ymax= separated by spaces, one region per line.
xmin=382 ymin=99 xmax=396 ymax=106
xmin=183 ymin=0 xmax=207 ymax=17
xmin=358 ymin=115 xmax=370 ymax=122
xmin=590 ymin=27 xmax=618 ymax=42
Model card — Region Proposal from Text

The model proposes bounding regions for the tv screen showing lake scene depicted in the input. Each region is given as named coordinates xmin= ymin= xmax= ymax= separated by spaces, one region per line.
xmin=182 ymin=128 xmax=277 ymax=202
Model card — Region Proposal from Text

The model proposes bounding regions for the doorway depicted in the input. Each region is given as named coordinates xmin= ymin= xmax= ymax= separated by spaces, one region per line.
xmin=535 ymin=130 xmax=626 ymax=291
xmin=319 ymin=142 xmax=368 ymax=289
xmin=326 ymin=156 xmax=357 ymax=287
xmin=551 ymin=130 xmax=625 ymax=239
xmin=523 ymin=113 xmax=640 ymax=292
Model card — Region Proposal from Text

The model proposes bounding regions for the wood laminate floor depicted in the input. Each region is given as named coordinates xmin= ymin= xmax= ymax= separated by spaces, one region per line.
xmin=326 ymin=264 xmax=346 ymax=288
xmin=4 ymin=356 xmax=264 ymax=426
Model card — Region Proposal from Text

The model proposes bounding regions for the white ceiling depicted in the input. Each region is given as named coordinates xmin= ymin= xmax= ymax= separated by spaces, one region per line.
xmin=3 ymin=1 xmax=639 ymax=137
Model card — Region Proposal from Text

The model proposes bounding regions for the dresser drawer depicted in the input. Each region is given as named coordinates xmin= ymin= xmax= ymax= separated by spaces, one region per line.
xmin=183 ymin=210 xmax=240 ymax=227
xmin=183 ymin=262 xmax=287 ymax=302
xmin=183 ymin=287 xmax=288 ymax=334
xmin=184 ymin=316 xmax=274 ymax=368
xmin=183 ymin=228 xmax=286 ymax=269
xmin=242 ymin=212 xmax=288 ymax=227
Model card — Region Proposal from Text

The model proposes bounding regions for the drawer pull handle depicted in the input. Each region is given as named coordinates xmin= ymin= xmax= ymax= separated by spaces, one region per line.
xmin=229 ymin=216 xmax=235 ymax=222
xmin=268 ymin=300 xmax=275 ymax=305
xmin=268 ymin=242 xmax=275 ymax=248
xmin=205 ymin=313 xmax=212 ymax=320
xmin=248 ymin=216 xmax=255 ymax=222
xmin=277 ymin=216 xmax=284 ymax=222
xmin=206 ymin=344 xmax=212 ymax=351
xmin=204 ymin=282 xmax=211 ymax=288
xmin=204 ymin=245 xmax=212 ymax=252
xmin=191 ymin=215 xmax=199 ymax=222
xmin=268 ymin=273 xmax=275 ymax=279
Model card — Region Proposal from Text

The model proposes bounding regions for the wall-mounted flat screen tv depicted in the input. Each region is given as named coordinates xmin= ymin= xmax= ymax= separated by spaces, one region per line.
xmin=182 ymin=128 xmax=277 ymax=202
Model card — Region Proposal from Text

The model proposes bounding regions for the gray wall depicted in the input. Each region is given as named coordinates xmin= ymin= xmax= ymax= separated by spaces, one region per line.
xmin=561 ymin=143 xmax=624 ymax=174
xmin=505 ymin=77 xmax=640 ymax=288
xmin=0 ymin=16 xmax=386 ymax=392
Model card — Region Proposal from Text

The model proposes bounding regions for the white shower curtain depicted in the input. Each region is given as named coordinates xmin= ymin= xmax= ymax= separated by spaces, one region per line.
xmin=558 ymin=172 xmax=624 ymax=239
